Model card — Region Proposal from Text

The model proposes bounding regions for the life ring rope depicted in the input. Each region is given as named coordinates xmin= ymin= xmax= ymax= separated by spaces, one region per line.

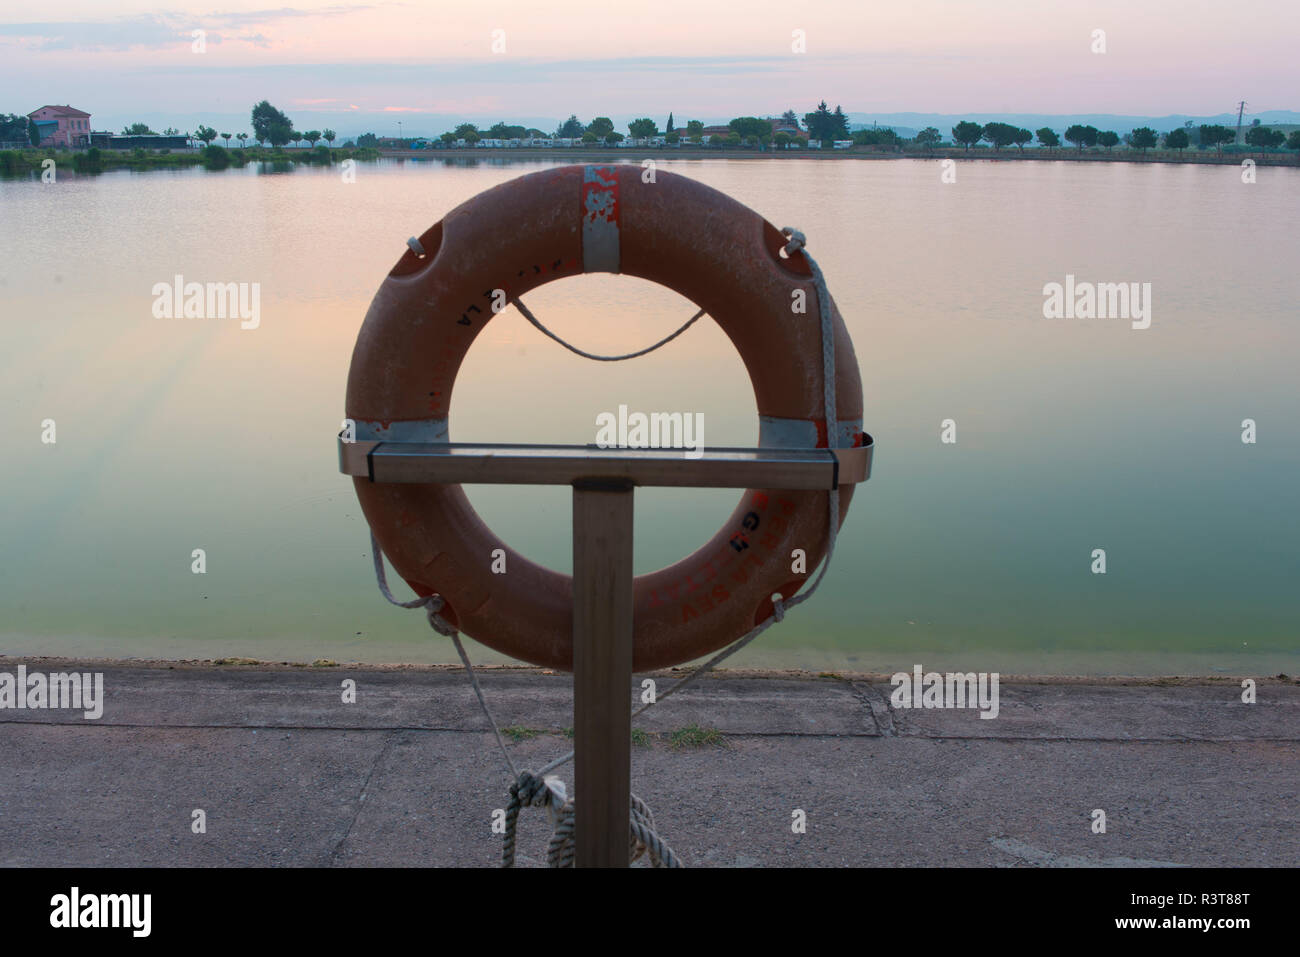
xmin=364 ymin=225 xmax=845 ymax=867
xmin=513 ymin=296 xmax=708 ymax=363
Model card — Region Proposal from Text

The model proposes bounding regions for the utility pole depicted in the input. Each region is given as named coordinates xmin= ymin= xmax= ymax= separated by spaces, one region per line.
xmin=1235 ymin=101 xmax=1247 ymax=144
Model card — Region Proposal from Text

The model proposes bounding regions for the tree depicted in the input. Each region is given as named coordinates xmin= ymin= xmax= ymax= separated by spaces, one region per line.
xmin=28 ymin=117 xmax=40 ymax=146
xmin=1199 ymin=125 xmax=1234 ymax=153
xmin=804 ymin=101 xmax=847 ymax=141
xmin=0 ymin=113 xmax=26 ymax=142
xmin=604 ymin=131 xmax=624 ymax=145
xmin=686 ymin=119 xmax=704 ymax=136
xmin=833 ymin=106 xmax=849 ymax=137
xmin=666 ymin=112 xmax=674 ymax=133
xmin=1064 ymin=124 xmax=1099 ymax=151
xmin=221 ymin=132 xmax=232 ymax=147
xmin=981 ymin=121 xmax=1018 ymax=151
xmin=1097 ymin=130 xmax=1119 ymax=151
xmin=627 ymin=118 xmax=659 ymax=139
xmin=724 ymin=132 xmax=742 ymax=148
xmin=202 ymin=144 xmax=230 ymax=169
xmin=122 ymin=122 xmax=155 ymax=135
xmin=729 ymin=116 xmax=771 ymax=141
xmin=195 ymin=125 xmax=218 ymax=146
xmin=1036 ymin=127 xmax=1060 ymax=151
xmin=1012 ymin=128 xmax=1033 ymax=151
xmin=439 ymin=131 xmax=457 ymax=145
xmin=774 ymin=132 xmax=791 ymax=149
xmin=951 ymin=121 xmax=983 ymax=150
xmin=780 ymin=109 xmax=801 ymax=130
xmin=270 ymin=124 xmax=293 ymax=147
xmin=581 ymin=131 xmax=597 ymax=144
xmin=1288 ymin=130 xmax=1300 ymax=152
xmin=464 ymin=131 xmax=480 ymax=145
xmin=251 ymin=100 xmax=294 ymax=148
xmin=557 ymin=115 xmax=584 ymax=138
xmin=853 ymin=127 xmax=898 ymax=148
xmin=1164 ymin=128 xmax=1189 ymax=151
xmin=586 ymin=117 xmax=614 ymax=139
xmin=1245 ymin=125 xmax=1285 ymax=152
xmin=1128 ymin=127 xmax=1156 ymax=153
xmin=453 ymin=123 xmax=479 ymax=139
xmin=304 ymin=130 xmax=322 ymax=147
xmin=488 ymin=122 xmax=526 ymax=140
xmin=914 ymin=127 xmax=941 ymax=152
xmin=323 ymin=129 xmax=336 ymax=145
xmin=666 ymin=131 xmax=680 ymax=145
xmin=357 ymin=133 xmax=378 ymax=147
xmin=162 ymin=127 xmax=179 ymax=135
xmin=237 ymin=133 xmax=248 ymax=148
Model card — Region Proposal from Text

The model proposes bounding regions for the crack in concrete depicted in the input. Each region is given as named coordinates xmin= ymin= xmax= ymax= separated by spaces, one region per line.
xmin=326 ymin=728 xmax=399 ymax=866
xmin=849 ymin=680 xmax=897 ymax=736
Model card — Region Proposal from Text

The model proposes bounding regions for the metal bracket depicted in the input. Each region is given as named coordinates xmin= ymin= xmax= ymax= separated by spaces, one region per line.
xmin=338 ymin=436 xmax=873 ymax=490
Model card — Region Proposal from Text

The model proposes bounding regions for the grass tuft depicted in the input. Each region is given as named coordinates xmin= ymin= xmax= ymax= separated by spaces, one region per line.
xmin=668 ymin=723 xmax=726 ymax=749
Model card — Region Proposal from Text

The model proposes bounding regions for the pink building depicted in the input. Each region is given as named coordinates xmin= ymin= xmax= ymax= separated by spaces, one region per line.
xmin=27 ymin=105 xmax=92 ymax=148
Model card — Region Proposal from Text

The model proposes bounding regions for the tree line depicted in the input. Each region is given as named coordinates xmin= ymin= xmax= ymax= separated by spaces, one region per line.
xmin=6 ymin=101 xmax=1297 ymax=156
xmin=934 ymin=119 xmax=1298 ymax=154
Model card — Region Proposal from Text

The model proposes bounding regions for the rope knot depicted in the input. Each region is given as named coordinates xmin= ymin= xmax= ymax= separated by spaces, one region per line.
xmin=780 ymin=227 xmax=806 ymax=256
xmin=422 ymin=595 xmax=459 ymax=637
xmin=510 ymin=770 xmax=550 ymax=807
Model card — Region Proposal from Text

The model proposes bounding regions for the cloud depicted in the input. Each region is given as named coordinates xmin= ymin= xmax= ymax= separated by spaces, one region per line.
xmin=195 ymin=5 xmax=381 ymax=28
xmin=0 ymin=5 xmax=382 ymax=52
xmin=0 ymin=16 xmax=187 ymax=52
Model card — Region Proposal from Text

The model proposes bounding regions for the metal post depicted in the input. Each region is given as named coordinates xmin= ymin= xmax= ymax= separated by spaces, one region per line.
xmin=572 ymin=479 xmax=634 ymax=867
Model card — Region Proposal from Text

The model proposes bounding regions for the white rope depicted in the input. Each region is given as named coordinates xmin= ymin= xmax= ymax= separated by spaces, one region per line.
xmin=370 ymin=225 xmax=843 ymax=868
xmin=515 ymin=298 xmax=707 ymax=362
xmin=501 ymin=771 xmax=681 ymax=868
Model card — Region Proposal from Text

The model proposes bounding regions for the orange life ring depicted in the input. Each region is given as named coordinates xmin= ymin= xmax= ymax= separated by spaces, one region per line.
xmin=346 ymin=164 xmax=864 ymax=671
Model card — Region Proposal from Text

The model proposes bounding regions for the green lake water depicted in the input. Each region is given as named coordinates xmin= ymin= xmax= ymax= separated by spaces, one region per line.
xmin=1 ymin=156 xmax=1297 ymax=674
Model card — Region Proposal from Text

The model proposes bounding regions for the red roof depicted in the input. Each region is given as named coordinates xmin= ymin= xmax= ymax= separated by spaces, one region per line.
xmin=28 ymin=105 xmax=91 ymax=118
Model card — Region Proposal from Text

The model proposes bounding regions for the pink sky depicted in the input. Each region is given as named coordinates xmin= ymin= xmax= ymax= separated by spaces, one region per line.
xmin=2 ymin=0 xmax=1296 ymax=123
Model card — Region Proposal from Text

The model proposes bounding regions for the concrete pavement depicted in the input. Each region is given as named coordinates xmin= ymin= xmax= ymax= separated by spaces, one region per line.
xmin=1 ymin=659 xmax=1295 ymax=867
